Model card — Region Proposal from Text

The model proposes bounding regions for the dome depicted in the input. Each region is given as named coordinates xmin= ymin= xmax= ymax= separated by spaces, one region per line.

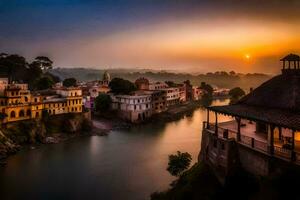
xmin=102 ymin=71 xmax=111 ymax=82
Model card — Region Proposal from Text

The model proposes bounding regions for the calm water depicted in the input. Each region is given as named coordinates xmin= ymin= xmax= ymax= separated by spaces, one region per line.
xmin=0 ymin=99 xmax=230 ymax=200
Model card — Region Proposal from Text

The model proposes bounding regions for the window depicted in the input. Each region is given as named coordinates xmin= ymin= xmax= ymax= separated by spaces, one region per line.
xmin=26 ymin=109 xmax=31 ymax=116
xmin=19 ymin=110 xmax=25 ymax=117
xmin=24 ymin=96 xmax=28 ymax=102
xmin=10 ymin=111 xmax=16 ymax=118
xmin=34 ymin=98 xmax=38 ymax=103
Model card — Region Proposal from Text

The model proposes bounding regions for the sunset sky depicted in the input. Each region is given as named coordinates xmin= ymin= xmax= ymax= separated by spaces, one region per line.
xmin=1 ymin=0 xmax=300 ymax=74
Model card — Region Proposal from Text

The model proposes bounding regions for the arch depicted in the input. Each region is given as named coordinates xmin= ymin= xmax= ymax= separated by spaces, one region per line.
xmin=19 ymin=110 xmax=25 ymax=117
xmin=26 ymin=109 xmax=31 ymax=117
xmin=10 ymin=111 xmax=16 ymax=118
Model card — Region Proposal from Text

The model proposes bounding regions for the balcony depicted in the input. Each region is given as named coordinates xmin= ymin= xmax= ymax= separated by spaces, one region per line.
xmin=203 ymin=120 xmax=300 ymax=165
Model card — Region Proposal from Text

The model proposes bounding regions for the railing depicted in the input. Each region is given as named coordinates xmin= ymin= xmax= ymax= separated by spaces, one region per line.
xmin=253 ymin=140 xmax=268 ymax=152
xmin=203 ymin=121 xmax=300 ymax=165
xmin=240 ymin=135 xmax=252 ymax=147
xmin=295 ymin=152 xmax=300 ymax=164
xmin=203 ymin=121 xmax=269 ymax=154
xmin=274 ymin=146 xmax=292 ymax=159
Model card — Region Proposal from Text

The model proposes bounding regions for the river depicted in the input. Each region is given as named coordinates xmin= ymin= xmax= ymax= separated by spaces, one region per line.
xmin=0 ymin=99 xmax=231 ymax=200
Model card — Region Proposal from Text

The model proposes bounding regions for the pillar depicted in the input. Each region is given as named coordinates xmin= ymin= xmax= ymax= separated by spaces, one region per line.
xmin=289 ymin=61 xmax=291 ymax=69
xmin=207 ymin=109 xmax=210 ymax=129
xmin=236 ymin=117 xmax=241 ymax=141
xmin=291 ymin=130 xmax=296 ymax=161
xmin=267 ymin=125 xmax=275 ymax=155
xmin=215 ymin=112 xmax=218 ymax=135
xmin=279 ymin=127 xmax=282 ymax=140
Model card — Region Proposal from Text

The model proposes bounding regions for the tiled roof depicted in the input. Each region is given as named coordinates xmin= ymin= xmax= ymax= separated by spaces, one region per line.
xmin=208 ymin=104 xmax=300 ymax=131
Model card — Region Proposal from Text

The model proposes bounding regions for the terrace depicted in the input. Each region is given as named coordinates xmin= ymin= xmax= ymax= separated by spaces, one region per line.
xmin=204 ymin=117 xmax=300 ymax=165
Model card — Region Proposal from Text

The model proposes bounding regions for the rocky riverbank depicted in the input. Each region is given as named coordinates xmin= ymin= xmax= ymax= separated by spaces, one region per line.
xmin=0 ymin=112 xmax=92 ymax=166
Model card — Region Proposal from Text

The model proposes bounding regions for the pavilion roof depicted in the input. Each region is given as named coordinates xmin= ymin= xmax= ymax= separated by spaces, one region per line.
xmin=280 ymin=54 xmax=300 ymax=61
xmin=208 ymin=104 xmax=300 ymax=131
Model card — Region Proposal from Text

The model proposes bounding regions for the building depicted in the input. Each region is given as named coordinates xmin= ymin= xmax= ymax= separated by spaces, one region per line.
xmin=135 ymin=77 xmax=150 ymax=90
xmin=192 ymin=86 xmax=203 ymax=101
xmin=184 ymin=80 xmax=193 ymax=101
xmin=178 ymin=84 xmax=186 ymax=103
xmin=200 ymin=54 xmax=300 ymax=180
xmin=111 ymin=92 xmax=152 ymax=122
xmin=162 ymin=87 xmax=180 ymax=106
xmin=142 ymin=90 xmax=167 ymax=114
xmin=0 ymin=77 xmax=8 ymax=94
xmin=99 ymin=71 xmax=111 ymax=86
xmin=0 ymin=82 xmax=83 ymax=124
xmin=149 ymin=82 xmax=168 ymax=90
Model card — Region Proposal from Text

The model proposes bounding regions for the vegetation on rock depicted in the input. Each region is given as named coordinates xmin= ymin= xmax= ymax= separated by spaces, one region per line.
xmin=167 ymin=151 xmax=192 ymax=177
xmin=94 ymin=93 xmax=112 ymax=112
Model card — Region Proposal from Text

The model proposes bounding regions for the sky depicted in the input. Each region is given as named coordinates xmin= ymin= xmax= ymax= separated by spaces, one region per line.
xmin=0 ymin=0 xmax=300 ymax=74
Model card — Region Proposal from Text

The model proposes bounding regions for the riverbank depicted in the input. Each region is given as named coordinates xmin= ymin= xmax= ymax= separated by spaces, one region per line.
xmin=92 ymin=100 xmax=205 ymax=134
xmin=0 ymin=112 xmax=92 ymax=165
xmin=151 ymin=161 xmax=300 ymax=200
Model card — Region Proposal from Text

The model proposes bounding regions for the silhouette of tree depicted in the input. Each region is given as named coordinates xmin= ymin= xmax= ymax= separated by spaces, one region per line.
xmin=167 ymin=151 xmax=192 ymax=177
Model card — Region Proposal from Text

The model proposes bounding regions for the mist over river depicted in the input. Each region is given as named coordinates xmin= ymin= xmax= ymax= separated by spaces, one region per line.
xmin=0 ymin=99 xmax=230 ymax=200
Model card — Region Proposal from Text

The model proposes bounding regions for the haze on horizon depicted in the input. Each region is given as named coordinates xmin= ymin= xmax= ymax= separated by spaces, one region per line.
xmin=1 ymin=0 xmax=299 ymax=74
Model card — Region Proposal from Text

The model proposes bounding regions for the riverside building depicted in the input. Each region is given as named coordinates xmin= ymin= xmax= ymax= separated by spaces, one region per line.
xmin=111 ymin=91 xmax=152 ymax=122
xmin=0 ymin=79 xmax=83 ymax=124
xmin=200 ymin=54 xmax=300 ymax=180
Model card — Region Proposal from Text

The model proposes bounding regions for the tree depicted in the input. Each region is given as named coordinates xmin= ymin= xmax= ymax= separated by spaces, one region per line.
xmin=109 ymin=78 xmax=136 ymax=94
xmin=94 ymin=93 xmax=112 ymax=112
xmin=200 ymin=82 xmax=213 ymax=95
xmin=229 ymin=87 xmax=245 ymax=99
xmin=229 ymin=87 xmax=245 ymax=104
xmin=34 ymin=56 xmax=53 ymax=72
xmin=0 ymin=54 xmax=28 ymax=82
xmin=167 ymin=151 xmax=192 ymax=177
xmin=165 ymin=81 xmax=178 ymax=87
xmin=63 ymin=78 xmax=77 ymax=87
xmin=35 ymin=77 xmax=54 ymax=90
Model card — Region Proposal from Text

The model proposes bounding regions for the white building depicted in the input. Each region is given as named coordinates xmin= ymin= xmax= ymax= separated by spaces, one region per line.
xmin=111 ymin=92 xmax=152 ymax=122
xmin=162 ymin=87 xmax=180 ymax=106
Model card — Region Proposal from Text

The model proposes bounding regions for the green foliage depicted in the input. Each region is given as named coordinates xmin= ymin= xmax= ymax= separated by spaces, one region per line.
xmin=229 ymin=87 xmax=246 ymax=104
xmin=109 ymin=78 xmax=136 ymax=94
xmin=167 ymin=151 xmax=192 ymax=177
xmin=35 ymin=77 xmax=54 ymax=90
xmin=63 ymin=77 xmax=77 ymax=87
xmin=165 ymin=81 xmax=178 ymax=87
xmin=0 ymin=54 xmax=28 ymax=82
xmin=94 ymin=93 xmax=112 ymax=112
xmin=151 ymin=163 xmax=221 ymax=200
xmin=34 ymin=56 xmax=53 ymax=71
xmin=0 ymin=53 xmax=58 ymax=90
xmin=200 ymin=82 xmax=213 ymax=95
xmin=229 ymin=87 xmax=245 ymax=99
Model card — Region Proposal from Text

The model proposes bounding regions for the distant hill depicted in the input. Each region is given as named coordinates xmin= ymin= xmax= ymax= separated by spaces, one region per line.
xmin=50 ymin=68 xmax=272 ymax=91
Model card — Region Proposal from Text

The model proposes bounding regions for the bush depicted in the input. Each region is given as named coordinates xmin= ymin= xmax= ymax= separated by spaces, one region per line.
xmin=167 ymin=151 xmax=192 ymax=177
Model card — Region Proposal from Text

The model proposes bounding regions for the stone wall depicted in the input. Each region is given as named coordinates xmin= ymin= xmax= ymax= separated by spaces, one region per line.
xmin=199 ymin=128 xmax=294 ymax=182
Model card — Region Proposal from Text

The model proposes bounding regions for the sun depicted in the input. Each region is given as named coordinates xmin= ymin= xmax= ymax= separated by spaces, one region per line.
xmin=245 ymin=54 xmax=251 ymax=60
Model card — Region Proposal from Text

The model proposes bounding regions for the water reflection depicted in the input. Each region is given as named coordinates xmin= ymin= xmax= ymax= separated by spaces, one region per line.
xmin=0 ymin=99 xmax=230 ymax=200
